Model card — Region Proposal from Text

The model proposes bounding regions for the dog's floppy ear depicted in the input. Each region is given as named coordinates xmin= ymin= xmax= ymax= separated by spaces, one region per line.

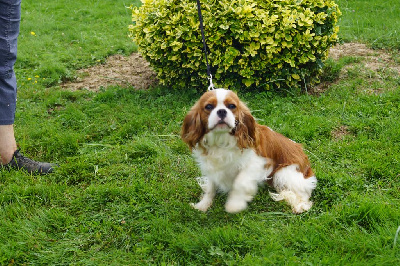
xmin=181 ymin=104 xmax=205 ymax=149
xmin=234 ymin=102 xmax=256 ymax=149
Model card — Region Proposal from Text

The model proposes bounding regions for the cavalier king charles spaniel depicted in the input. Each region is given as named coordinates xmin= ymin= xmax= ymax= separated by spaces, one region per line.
xmin=181 ymin=88 xmax=317 ymax=213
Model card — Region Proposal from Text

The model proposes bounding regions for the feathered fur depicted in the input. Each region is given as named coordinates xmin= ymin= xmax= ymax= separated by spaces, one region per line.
xmin=181 ymin=89 xmax=317 ymax=213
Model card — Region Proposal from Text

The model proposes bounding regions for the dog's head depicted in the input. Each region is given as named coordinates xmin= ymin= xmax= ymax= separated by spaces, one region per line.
xmin=181 ymin=89 xmax=256 ymax=149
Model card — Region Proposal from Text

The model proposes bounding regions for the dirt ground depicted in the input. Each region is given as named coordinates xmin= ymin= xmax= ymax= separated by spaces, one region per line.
xmin=61 ymin=53 xmax=158 ymax=91
xmin=61 ymin=43 xmax=399 ymax=92
xmin=329 ymin=42 xmax=400 ymax=73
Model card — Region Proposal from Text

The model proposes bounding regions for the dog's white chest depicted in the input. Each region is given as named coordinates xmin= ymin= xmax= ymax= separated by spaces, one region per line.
xmin=192 ymin=134 xmax=267 ymax=192
xmin=193 ymin=133 xmax=244 ymax=173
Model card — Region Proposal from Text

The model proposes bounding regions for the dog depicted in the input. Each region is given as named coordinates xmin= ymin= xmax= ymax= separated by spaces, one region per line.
xmin=181 ymin=88 xmax=317 ymax=213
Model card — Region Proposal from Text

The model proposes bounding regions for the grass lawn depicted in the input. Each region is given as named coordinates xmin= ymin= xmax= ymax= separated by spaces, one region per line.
xmin=337 ymin=0 xmax=400 ymax=49
xmin=1 ymin=0 xmax=400 ymax=264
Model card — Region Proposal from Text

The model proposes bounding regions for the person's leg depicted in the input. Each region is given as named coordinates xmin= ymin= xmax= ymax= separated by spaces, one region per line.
xmin=0 ymin=0 xmax=21 ymax=164
xmin=0 ymin=0 xmax=55 ymax=174
xmin=0 ymin=125 xmax=17 ymax=165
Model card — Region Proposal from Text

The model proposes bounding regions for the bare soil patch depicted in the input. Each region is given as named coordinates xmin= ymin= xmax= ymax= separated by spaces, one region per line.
xmin=62 ymin=53 xmax=158 ymax=91
xmin=310 ymin=42 xmax=400 ymax=95
xmin=329 ymin=42 xmax=400 ymax=73
xmin=331 ymin=125 xmax=352 ymax=141
xmin=62 ymin=43 xmax=399 ymax=92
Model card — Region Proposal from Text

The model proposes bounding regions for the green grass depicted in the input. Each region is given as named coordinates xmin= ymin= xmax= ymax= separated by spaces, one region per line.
xmin=1 ymin=0 xmax=400 ymax=264
xmin=336 ymin=0 xmax=400 ymax=49
xmin=16 ymin=0 xmax=138 ymax=86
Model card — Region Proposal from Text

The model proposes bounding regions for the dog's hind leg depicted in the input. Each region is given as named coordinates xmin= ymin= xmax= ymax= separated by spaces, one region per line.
xmin=269 ymin=164 xmax=317 ymax=213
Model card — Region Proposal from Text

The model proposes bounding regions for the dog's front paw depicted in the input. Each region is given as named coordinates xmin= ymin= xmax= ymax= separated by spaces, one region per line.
xmin=225 ymin=198 xmax=248 ymax=213
xmin=190 ymin=202 xmax=210 ymax=212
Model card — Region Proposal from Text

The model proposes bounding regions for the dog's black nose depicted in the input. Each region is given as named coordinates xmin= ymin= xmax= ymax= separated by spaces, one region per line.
xmin=217 ymin=109 xmax=227 ymax=119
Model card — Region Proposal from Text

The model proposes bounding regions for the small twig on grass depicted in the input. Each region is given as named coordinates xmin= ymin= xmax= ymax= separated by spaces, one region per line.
xmin=341 ymin=100 xmax=347 ymax=119
xmin=304 ymin=148 xmax=322 ymax=162
xmin=394 ymin=225 xmax=400 ymax=248
xmin=155 ymin=134 xmax=180 ymax=138
xmin=82 ymin=143 xmax=114 ymax=148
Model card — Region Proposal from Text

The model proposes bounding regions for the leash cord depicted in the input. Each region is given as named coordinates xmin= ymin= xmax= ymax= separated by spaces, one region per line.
xmin=196 ymin=0 xmax=215 ymax=90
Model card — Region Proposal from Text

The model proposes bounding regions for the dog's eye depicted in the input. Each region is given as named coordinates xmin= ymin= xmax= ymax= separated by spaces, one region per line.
xmin=205 ymin=104 xmax=214 ymax=111
xmin=227 ymin=104 xmax=236 ymax=110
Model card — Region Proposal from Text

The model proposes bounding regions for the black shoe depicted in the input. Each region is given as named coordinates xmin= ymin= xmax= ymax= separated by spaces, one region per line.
xmin=1 ymin=150 xmax=56 ymax=174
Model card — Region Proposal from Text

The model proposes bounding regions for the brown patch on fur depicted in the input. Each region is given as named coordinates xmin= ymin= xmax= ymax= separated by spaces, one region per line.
xmin=181 ymin=104 xmax=206 ymax=149
xmin=254 ymin=125 xmax=314 ymax=180
xmin=181 ymin=91 xmax=218 ymax=149
xmin=233 ymin=98 xmax=256 ymax=149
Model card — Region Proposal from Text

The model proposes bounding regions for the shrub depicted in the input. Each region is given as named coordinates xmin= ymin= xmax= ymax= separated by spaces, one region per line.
xmin=129 ymin=0 xmax=341 ymax=91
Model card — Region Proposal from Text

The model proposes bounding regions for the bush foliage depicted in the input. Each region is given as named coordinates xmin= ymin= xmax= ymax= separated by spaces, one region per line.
xmin=129 ymin=0 xmax=341 ymax=91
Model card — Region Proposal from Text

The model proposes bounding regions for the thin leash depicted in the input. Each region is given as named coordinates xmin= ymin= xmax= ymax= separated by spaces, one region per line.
xmin=196 ymin=0 xmax=215 ymax=91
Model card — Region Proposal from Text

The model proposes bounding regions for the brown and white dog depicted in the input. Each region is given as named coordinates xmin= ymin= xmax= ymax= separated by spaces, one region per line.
xmin=181 ymin=88 xmax=317 ymax=213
